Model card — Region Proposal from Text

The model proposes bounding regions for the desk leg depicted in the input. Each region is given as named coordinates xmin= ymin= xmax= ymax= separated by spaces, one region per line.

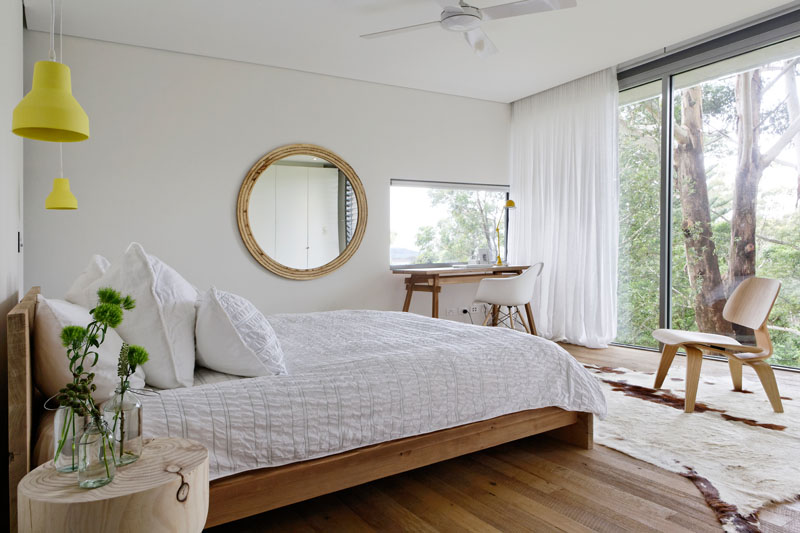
xmin=524 ymin=303 xmax=537 ymax=336
xmin=491 ymin=305 xmax=499 ymax=326
xmin=402 ymin=283 xmax=414 ymax=312
xmin=432 ymin=278 xmax=440 ymax=318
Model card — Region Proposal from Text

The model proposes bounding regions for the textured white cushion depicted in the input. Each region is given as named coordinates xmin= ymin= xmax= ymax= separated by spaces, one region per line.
xmin=66 ymin=243 xmax=198 ymax=389
xmin=34 ymin=295 xmax=145 ymax=402
xmin=196 ymin=288 xmax=286 ymax=377
xmin=64 ymin=255 xmax=110 ymax=304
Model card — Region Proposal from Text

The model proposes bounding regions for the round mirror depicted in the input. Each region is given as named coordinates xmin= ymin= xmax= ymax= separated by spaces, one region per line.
xmin=237 ymin=144 xmax=368 ymax=280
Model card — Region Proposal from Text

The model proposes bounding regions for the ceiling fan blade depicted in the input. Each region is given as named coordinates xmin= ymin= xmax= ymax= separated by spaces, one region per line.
xmin=464 ymin=28 xmax=498 ymax=57
xmin=360 ymin=20 xmax=440 ymax=39
xmin=482 ymin=0 xmax=577 ymax=21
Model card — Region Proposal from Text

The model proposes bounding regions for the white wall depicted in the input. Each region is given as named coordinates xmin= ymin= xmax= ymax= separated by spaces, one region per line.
xmin=24 ymin=32 xmax=510 ymax=320
xmin=2 ymin=0 xmax=23 ymax=521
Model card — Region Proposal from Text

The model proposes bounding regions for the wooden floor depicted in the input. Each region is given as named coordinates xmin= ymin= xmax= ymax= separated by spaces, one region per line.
xmin=206 ymin=344 xmax=800 ymax=533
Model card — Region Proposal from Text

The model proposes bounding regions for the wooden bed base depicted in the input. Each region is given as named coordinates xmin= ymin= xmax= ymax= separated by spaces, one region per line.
xmin=7 ymin=287 xmax=593 ymax=531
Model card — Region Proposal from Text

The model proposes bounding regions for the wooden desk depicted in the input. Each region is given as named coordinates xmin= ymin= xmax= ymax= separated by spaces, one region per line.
xmin=392 ymin=266 xmax=528 ymax=319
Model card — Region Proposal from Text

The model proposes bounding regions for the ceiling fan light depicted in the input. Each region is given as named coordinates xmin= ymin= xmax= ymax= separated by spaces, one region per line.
xmin=441 ymin=6 xmax=482 ymax=32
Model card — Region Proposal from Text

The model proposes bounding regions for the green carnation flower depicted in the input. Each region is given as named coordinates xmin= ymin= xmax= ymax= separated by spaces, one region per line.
xmin=127 ymin=345 xmax=149 ymax=368
xmin=122 ymin=295 xmax=136 ymax=311
xmin=96 ymin=287 xmax=123 ymax=306
xmin=60 ymin=326 xmax=87 ymax=347
xmin=92 ymin=303 xmax=123 ymax=328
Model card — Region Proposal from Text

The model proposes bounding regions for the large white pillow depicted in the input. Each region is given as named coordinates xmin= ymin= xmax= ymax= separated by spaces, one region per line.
xmin=67 ymin=243 xmax=198 ymax=389
xmin=34 ymin=295 xmax=145 ymax=402
xmin=195 ymin=287 xmax=287 ymax=377
xmin=64 ymin=255 xmax=110 ymax=304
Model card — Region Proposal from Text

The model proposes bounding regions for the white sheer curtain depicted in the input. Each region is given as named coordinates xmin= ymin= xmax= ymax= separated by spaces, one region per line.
xmin=508 ymin=68 xmax=619 ymax=348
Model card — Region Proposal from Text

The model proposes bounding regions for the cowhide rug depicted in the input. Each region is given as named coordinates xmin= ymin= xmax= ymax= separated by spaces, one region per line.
xmin=586 ymin=364 xmax=800 ymax=533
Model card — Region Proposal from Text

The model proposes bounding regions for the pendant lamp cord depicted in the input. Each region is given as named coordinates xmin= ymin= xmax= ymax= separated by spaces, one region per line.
xmin=59 ymin=0 xmax=63 ymax=63
xmin=48 ymin=0 xmax=55 ymax=61
xmin=56 ymin=0 xmax=64 ymax=178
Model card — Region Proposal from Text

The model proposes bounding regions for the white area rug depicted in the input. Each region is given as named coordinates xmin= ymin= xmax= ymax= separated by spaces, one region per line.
xmin=587 ymin=364 xmax=800 ymax=532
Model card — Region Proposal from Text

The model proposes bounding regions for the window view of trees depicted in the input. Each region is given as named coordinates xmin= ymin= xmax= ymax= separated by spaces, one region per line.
xmin=390 ymin=186 xmax=507 ymax=265
xmin=618 ymin=39 xmax=800 ymax=368
xmin=618 ymin=84 xmax=662 ymax=348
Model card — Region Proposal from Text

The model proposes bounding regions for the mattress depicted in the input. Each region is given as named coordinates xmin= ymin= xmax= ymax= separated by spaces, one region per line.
xmin=139 ymin=310 xmax=607 ymax=480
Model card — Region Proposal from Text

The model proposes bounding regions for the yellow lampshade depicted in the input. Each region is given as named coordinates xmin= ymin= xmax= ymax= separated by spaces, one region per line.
xmin=45 ymin=178 xmax=78 ymax=210
xmin=504 ymin=199 xmax=516 ymax=209
xmin=12 ymin=61 xmax=89 ymax=142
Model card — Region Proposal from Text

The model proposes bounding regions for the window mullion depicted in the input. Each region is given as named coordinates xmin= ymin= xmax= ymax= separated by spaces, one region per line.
xmin=658 ymin=75 xmax=673 ymax=332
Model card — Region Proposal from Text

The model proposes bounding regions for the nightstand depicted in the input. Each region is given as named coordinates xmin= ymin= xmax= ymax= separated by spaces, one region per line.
xmin=17 ymin=437 xmax=209 ymax=533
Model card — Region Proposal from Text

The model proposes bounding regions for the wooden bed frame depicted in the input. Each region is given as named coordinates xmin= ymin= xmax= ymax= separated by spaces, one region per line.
xmin=7 ymin=287 xmax=593 ymax=531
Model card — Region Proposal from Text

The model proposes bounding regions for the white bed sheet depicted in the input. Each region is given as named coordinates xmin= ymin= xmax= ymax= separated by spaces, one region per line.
xmin=140 ymin=310 xmax=607 ymax=480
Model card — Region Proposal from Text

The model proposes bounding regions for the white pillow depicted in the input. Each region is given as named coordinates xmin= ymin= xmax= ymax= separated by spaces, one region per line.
xmin=34 ymin=295 xmax=145 ymax=402
xmin=195 ymin=287 xmax=287 ymax=377
xmin=67 ymin=243 xmax=198 ymax=389
xmin=64 ymin=255 xmax=110 ymax=304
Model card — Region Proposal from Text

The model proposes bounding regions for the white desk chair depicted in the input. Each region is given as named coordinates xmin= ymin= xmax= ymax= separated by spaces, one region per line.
xmin=474 ymin=262 xmax=543 ymax=335
xmin=653 ymin=277 xmax=783 ymax=413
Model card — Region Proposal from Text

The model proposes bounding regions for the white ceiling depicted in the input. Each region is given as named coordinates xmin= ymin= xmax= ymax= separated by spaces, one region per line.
xmin=23 ymin=0 xmax=800 ymax=103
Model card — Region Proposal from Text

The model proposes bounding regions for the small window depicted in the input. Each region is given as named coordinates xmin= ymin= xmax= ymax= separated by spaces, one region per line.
xmin=390 ymin=180 xmax=510 ymax=267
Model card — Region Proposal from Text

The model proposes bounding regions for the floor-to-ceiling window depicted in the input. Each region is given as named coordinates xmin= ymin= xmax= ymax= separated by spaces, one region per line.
xmin=617 ymin=22 xmax=800 ymax=369
xmin=617 ymin=82 xmax=662 ymax=348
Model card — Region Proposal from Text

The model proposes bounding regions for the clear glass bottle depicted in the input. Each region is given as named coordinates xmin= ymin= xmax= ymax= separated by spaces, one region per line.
xmin=78 ymin=419 xmax=116 ymax=488
xmin=53 ymin=406 xmax=86 ymax=473
xmin=103 ymin=388 xmax=143 ymax=466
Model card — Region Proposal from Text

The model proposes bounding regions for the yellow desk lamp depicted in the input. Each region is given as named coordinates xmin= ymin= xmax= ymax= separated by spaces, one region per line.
xmin=496 ymin=199 xmax=515 ymax=266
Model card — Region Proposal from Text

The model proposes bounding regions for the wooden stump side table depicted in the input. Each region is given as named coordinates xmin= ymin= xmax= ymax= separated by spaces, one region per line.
xmin=17 ymin=438 xmax=209 ymax=533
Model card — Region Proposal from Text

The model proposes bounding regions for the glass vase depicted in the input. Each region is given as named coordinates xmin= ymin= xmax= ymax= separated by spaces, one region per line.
xmin=78 ymin=419 xmax=116 ymax=488
xmin=53 ymin=406 xmax=86 ymax=473
xmin=103 ymin=388 xmax=143 ymax=466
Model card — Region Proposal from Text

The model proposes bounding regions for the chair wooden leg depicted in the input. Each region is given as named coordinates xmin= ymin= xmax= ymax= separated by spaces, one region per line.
xmin=728 ymin=357 xmax=743 ymax=391
xmin=654 ymin=344 xmax=679 ymax=389
xmin=482 ymin=310 xmax=491 ymax=326
xmin=684 ymin=346 xmax=704 ymax=413
xmin=491 ymin=305 xmax=499 ymax=326
xmin=524 ymin=303 xmax=537 ymax=336
xmin=748 ymin=360 xmax=784 ymax=413
xmin=515 ymin=307 xmax=530 ymax=334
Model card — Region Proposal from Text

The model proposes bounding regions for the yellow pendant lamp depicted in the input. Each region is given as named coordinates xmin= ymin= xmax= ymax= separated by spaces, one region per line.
xmin=45 ymin=177 xmax=78 ymax=210
xmin=12 ymin=60 xmax=89 ymax=142
xmin=12 ymin=0 xmax=88 ymax=142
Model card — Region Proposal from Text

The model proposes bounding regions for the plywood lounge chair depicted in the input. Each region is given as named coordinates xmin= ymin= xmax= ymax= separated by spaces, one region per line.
xmin=652 ymin=277 xmax=783 ymax=413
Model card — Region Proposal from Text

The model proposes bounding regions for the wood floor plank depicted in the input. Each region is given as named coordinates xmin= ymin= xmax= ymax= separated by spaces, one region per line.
xmin=488 ymin=443 xmax=706 ymax=533
xmin=377 ymin=473 xmax=503 ymax=533
xmin=523 ymin=443 xmax=718 ymax=527
xmin=458 ymin=454 xmax=657 ymax=533
xmin=340 ymin=484 xmax=440 ymax=533
xmin=412 ymin=462 xmax=585 ymax=533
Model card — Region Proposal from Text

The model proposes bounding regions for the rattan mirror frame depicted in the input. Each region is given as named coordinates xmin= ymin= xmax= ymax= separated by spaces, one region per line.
xmin=237 ymin=144 xmax=368 ymax=280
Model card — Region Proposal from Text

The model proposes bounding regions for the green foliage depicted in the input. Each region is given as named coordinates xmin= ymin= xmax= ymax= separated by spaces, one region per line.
xmin=414 ymin=190 xmax=506 ymax=264
xmin=117 ymin=342 xmax=149 ymax=394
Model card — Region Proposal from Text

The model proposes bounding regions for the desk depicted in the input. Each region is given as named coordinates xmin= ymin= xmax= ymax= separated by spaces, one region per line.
xmin=392 ymin=265 xmax=529 ymax=319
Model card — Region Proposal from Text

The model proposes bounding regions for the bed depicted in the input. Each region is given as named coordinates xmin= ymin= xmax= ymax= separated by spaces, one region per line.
xmin=7 ymin=287 xmax=607 ymax=530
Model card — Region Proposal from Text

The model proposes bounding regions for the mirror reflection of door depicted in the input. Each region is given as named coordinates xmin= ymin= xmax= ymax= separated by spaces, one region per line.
xmin=248 ymin=155 xmax=358 ymax=270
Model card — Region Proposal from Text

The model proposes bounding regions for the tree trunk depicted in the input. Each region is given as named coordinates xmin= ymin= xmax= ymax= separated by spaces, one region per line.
xmin=673 ymin=86 xmax=732 ymax=334
xmin=728 ymin=70 xmax=763 ymax=300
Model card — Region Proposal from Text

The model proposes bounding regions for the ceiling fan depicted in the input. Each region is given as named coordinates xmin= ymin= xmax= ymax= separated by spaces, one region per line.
xmin=360 ymin=0 xmax=577 ymax=57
